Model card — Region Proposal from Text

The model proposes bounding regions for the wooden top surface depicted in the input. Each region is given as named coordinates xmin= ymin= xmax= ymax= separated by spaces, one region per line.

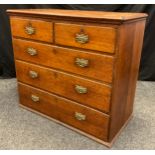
xmin=7 ymin=9 xmax=147 ymax=22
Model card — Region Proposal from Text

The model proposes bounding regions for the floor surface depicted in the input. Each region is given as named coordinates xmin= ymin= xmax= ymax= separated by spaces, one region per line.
xmin=0 ymin=79 xmax=155 ymax=149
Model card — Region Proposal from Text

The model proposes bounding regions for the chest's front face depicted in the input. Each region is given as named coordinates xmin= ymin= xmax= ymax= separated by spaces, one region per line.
xmin=8 ymin=9 xmax=147 ymax=147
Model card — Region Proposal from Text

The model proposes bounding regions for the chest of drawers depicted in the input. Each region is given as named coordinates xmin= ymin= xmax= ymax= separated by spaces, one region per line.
xmin=7 ymin=9 xmax=147 ymax=147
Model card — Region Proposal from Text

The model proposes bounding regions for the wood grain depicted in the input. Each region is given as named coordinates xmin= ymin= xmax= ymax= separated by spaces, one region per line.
xmin=55 ymin=23 xmax=117 ymax=53
xmin=108 ymin=20 xmax=146 ymax=141
xmin=18 ymin=83 xmax=109 ymax=141
xmin=124 ymin=21 xmax=146 ymax=122
xmin=16 ymin=60 xmax=112 ymax=113
xmin=8 ymin=9 xmax=147 ymax=146
xmin=13 ymin=38 xmax=114 ymax=83
xmin=7 ymin=9 xmax=147 ymax=23
xmin=10 ymin=17 xmax=53 ymax=43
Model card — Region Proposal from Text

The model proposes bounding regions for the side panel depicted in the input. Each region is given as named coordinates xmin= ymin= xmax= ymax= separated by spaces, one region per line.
xmin=109 ymin=20 xmax=146 ymax=141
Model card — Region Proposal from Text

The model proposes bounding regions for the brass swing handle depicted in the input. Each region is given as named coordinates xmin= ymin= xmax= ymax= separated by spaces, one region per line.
xmin=31 ymin=94 xmax=40 ymax=102
xmin=75 ymin=33 xmax=89 ymax=44
xmin=27 ymin=47 xmax=37 ymax=56
xmin=29 ymin=70 xmax=38 ymax=79
xmin=75 ymin=58 xmax=89 ymax=68
xmin=75 ymin=112 xmax=86 ymax=121
xmin=75 ymin=85 xmax=88 ymax=94
xmin=25 ymin=25 xmax=35 ymax=35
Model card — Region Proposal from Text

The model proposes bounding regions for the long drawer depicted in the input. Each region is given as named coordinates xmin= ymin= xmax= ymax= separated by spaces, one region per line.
xmin=13 ymin=38 xmax=114 ymax=83
xmin=10 ymin=17 xmax=53 ymax=43
xmin=18 ymin=83 xmax=109 ymax=141
xmin=55 ymin=23 xmax=117 ymax=53
xmin=16 ymin=60 xmax=111 ymax=113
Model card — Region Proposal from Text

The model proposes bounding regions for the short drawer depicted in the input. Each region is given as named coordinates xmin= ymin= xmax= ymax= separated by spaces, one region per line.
xmin=10 ymin=17 xmax=53 ymax=43
xmin=16 ymin=60 xmax=111 ymax=113
xmin=13 ymin=38 xmax=114 ymax=83
xmin=18 ymin=83 xmax=109 ymax=141
xmin=55 ymin=23 xmax=117 ymax=53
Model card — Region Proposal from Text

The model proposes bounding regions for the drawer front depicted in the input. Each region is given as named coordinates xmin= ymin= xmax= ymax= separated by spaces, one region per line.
xmin=13 ymin=38 xmax=114 ymax=83
xmin=10 ymin=17 xmax=53 ymax=43
xmin=55 ymin=23 xmax=117 ymax=53
xmin=16 ymin=60 xmax=111 ymax=113
xmin=18 ymin=83 xmax=109 ymax=141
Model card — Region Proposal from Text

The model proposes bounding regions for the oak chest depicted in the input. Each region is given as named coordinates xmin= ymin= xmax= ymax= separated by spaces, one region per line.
xmin=7 ymin=9 xmax=147 ymax=147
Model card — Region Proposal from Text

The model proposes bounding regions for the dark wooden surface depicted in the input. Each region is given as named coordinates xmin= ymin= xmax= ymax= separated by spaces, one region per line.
xmin=109 ymin=20 xmax=146 ymax=141
xmin=13 ymin=38 xmax=114 ymax=83
xmin=16 ymin=60 xmax=111 ymax=113
xmin=10 ymin=17 xmax=53 ymax=43
xmin=55 ymin=23 xmax=117 ymax=53
xmin=8 ymin=9 xmax=147 ymax=146
xmin=18 ymin=83 xmax=109 ymax=141
xmin=7 ymin=9 xmax=147 ymax=23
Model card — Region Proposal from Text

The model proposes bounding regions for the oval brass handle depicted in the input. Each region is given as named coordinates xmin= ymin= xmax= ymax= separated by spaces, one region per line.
xmin=75 ymin=58 xmax=89 ymax=68
xmin=29 ymin=70 xmax=38 ymax=79
xmin=27 ymin=48 xmax=37 ymax=56
xmin=75 ymin=85 xmax=88 ymax=94
xmin=31 ymin=94 xmax=40 ymax=102
xmin=75 ymin=112 xmax=86 ymax=121
xmin=25 ymin=25 xmax=35 ymax=35
xmin=75 ymin=33 xmax=89 ymax=44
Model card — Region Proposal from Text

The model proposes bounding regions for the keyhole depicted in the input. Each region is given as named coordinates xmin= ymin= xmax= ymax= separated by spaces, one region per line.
xmin=79 ymin=28 xmax=85 ymax=34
